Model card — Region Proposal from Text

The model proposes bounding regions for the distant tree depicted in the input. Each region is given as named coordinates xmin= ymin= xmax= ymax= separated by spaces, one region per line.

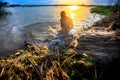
xmin=0 ymin=1 xmax=9 ymax=7
xmin=115 ymin=0 xmax=120 ymax=12
xmin=0 ymin=0 xmax=9 ymax=15
xmin=108 ymin=0 xmax=120 ymax=12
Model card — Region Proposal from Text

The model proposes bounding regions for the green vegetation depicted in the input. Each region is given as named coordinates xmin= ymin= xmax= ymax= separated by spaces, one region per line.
xmin=91 ymin=0 xmax=120 ymax=15
xmin=90 ymin=6 xmax=115 ymax=15
xmin=0 ymin=1 xmax=8 ymax=16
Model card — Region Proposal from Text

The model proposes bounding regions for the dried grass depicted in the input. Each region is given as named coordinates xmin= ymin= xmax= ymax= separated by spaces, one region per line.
xmin=0 ymin=42 xmax=94 ymax=80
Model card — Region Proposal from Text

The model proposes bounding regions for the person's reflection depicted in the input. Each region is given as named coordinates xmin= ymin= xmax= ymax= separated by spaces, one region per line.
xmin=60 ymin=11 xmax=73 ymax=35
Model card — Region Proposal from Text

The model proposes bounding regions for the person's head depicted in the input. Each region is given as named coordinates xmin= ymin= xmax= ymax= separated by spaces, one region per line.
xmin=60 ymin=11 xmax=66 ymax=18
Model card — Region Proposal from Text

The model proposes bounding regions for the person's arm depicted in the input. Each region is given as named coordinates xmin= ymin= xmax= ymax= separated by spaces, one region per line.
xmin=69 ymin=18 xmax=73 ymax=29
xmin=60 ymin=19 xmax=64 ymax=29
xmin=60 ymin=19 xmax=62 ymax=27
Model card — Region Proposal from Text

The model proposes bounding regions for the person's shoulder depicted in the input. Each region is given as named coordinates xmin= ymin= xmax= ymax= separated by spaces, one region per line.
xmin=66 ymin=16 xmax=72 ymax=20
xmin=67 ymin=16 xmax=73 ymax=22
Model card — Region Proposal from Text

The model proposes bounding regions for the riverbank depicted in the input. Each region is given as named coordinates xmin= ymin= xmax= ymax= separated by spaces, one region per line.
xmin=0 ymin=27 xmax=120 ymax=80
xmin=91 ymin=6 xmax=115 ymax=15
xmin=0 ymin=11 xmax=120 ymax=80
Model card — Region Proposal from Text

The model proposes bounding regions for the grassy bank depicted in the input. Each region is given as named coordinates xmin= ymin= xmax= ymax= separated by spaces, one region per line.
xmin=90 ymin=6 xmax=118 ymax=15
xmin=0 ymin=34 xmax=120 ymax=80
xmin=0 ymin=43 xmax=97 ymax=80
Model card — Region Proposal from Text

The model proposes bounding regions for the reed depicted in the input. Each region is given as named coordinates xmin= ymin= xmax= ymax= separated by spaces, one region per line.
xmin=0 ymin=41 xmax=103 ymax=80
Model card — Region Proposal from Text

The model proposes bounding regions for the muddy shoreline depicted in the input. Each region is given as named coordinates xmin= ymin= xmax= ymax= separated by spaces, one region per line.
xmin=0 ymin=12 xmax=120 ymax=80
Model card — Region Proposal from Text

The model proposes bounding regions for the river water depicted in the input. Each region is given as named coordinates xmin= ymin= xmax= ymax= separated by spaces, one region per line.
xmin=0 ymin=6 xmax=102 ymax=57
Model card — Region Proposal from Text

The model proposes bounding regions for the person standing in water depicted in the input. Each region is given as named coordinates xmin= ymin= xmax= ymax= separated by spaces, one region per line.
xmin=60 ymin=11 xmax=73 ymax=35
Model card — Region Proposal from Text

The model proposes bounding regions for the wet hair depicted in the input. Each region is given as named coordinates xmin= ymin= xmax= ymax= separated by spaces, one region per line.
xmin=60 ymin=11 xmax=66 ymax=17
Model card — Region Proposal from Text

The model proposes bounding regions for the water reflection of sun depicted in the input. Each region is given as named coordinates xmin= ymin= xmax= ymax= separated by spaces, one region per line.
xmin=67 ymin=6 xmax=91 ymax=25
xmin=69 ymin=6 xmax=79 ymax=10
xmin=68 ymin=6 xmax=80 ymax=23
xmin=68 ymin=6 xmax=79 ymax=19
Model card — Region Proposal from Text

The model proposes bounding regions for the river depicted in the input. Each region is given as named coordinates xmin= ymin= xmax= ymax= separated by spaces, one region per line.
xmin=0 ymin=6 xmax=102 ymax=57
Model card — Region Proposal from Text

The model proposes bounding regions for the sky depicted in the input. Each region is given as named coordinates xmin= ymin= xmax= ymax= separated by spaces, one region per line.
xmin=2 ymin=0 xmax=117 ymax=5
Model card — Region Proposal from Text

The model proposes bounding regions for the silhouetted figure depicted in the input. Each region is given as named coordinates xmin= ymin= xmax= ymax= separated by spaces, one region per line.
xmin=60 ymin=11 xmax=73 ymax=35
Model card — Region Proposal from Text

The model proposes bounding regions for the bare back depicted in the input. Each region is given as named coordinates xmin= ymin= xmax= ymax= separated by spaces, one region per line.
xmin=60 ymin=16 xmax=73 ymax=34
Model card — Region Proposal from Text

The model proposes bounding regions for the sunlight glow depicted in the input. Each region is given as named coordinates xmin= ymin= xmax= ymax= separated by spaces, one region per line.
xmin=56 ymin=0 xmax=92 ymax=5
xmin=68 ymin=6 xmax=80 ymax=19
xmin=63 ymin=6 xmax=91 ymax=26
xmin=69 ymin=6 xmax=79 ymax=11
xmin=70 ymin=12 xmax=76 ymax=19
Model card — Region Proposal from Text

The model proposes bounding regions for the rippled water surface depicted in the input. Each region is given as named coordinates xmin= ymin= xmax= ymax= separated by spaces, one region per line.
xmin=0 ymin=6 xmax=102 ymax=57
